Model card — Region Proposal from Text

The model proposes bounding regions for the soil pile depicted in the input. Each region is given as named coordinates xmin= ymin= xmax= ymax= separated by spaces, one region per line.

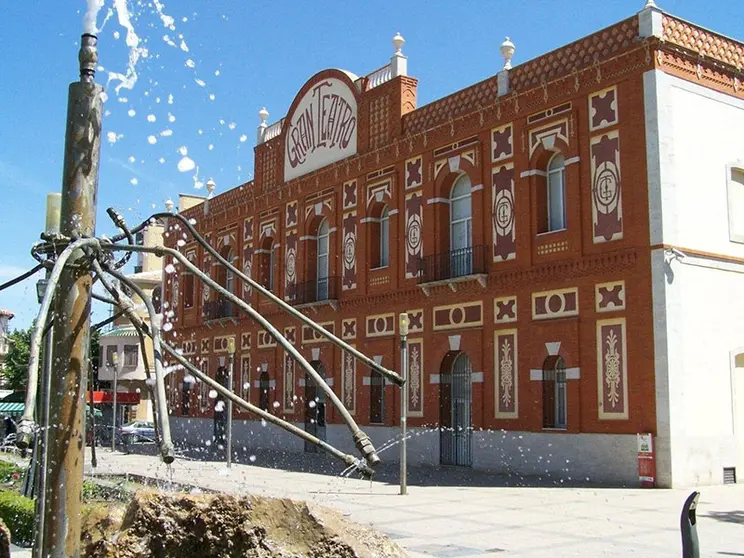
xmin=82 ymin=490 xmax=406 ymax=558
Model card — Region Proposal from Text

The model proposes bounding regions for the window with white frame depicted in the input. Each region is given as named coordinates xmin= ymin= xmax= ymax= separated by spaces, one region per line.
xmin=728 ymin=167 xmax=744 ymax=243
xmin=450 ymin=174 xmax=473 ymax=277
xmin=123 ymin=345 xmax=138 ymax=367
xmin=379 ymin=206 xmax=390 ymax=268
xmin=546 ymin=153 xmax=566 ymax=232
xmin=316 ymin=218 xmax=330 ymax=300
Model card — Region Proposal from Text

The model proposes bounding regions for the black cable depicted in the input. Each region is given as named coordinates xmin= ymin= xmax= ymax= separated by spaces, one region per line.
xmin=0 ymin=263 xmax=44 ymax=292
xmin=91 ymin=309 xmax=127 ymax=331
xmin=105 ymin=208 xmax=134 ymax=270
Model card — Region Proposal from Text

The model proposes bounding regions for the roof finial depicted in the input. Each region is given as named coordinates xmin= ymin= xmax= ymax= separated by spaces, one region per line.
xmin=500 ymin=37 xmax=515 ymax=71
xmin=258 ymin=107 xmax=269 ymax=125
xmin=393 ymin=32 xmax=405 ymax=55
xmin=644 ymin=0 xmax=657 ymax=7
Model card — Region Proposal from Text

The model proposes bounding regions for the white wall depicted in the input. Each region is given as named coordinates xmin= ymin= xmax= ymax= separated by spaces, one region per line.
xmin=646 ymin=69 xmax=744 ymax=486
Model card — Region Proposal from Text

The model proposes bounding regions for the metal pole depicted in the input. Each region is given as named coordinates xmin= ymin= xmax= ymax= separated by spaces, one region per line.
xmin=112 ymin=355 xmax=118 ymax=451
xmin=37 ymin=33 xmax=103 ymax=558
xmin=226 ymin=338 xmax=235 ymax=468
xmin=399 ymin=313 xmax=409 ymax=496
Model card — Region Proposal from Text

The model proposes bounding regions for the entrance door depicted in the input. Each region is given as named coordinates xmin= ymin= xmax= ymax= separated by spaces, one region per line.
xmin=440 ymin=352 xmax=472 ymax=466
xmin=304 ymin=361 xmax=327 ymax=453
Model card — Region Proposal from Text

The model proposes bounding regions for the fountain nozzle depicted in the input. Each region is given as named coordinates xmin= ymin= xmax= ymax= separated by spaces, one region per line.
xmin=15 ymin=419 xmax=35 ymax=450
xmin=79 ymin=33 xmax=99 ymax=83
xmin=352 ymin=431 xmax=381 ymax=470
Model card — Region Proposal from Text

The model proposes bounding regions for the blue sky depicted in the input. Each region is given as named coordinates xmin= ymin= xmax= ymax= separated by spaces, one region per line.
xmin=0 ymin=0 xmax=741 ymax=330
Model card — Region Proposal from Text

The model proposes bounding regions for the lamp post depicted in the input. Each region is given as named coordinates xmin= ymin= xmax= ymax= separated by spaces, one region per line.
xmin=399 ymin=312 xmax=409 ymax=496
xmin=111 ymin=351 xmax=119 ymax=451
xmin=226 ymin=337 xmax=236 ymax=467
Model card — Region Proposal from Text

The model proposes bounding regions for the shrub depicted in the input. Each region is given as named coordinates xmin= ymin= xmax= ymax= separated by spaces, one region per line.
xmin=0 ymin=489 xmax=34 ymax=546
xmin=0 ymin=461 xmax=23 ymax=484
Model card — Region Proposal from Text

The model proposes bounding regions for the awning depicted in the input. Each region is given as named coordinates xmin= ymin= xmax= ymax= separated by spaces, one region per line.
xmin=100 ymin=326 xmax=139 ymax=338
xmin=0 ymin=401 xmax=102 ymax=417
xmin=86 ymin=391 xmax=141 ymax=405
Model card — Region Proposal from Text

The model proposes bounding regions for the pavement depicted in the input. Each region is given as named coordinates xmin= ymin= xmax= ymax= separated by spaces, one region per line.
xmin=47 ymin=445 xmax=744 ymax=557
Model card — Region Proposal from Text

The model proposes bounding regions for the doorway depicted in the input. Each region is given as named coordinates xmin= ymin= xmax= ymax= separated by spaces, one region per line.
xmin=439 ymin=351 xmax=473 ymax=466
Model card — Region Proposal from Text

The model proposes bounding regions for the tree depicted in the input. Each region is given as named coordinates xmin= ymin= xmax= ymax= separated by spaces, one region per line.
xmin=3 ymin=325 xmax=33 ymax=390
xmin=2 ymin=323 xmax=101 ymax=392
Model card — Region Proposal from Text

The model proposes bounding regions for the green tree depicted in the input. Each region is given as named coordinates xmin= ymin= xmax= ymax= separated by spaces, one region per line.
xmin=3 ymin=325 xmax=33 ymax=390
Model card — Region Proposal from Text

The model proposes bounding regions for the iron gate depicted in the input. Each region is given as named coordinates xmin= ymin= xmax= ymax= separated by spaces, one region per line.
xmin=440 ymin=352 xmax=472 ymax=466
xmin=304 ymin=362 xmax=327 ymax=453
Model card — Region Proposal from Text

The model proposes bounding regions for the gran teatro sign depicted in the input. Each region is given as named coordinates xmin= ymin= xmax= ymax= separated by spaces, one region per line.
xmin=284 ymin=77 xmax=358 ymax=181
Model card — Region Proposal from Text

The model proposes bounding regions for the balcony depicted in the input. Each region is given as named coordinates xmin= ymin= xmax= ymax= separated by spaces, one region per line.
xmin=418 ymin=245 xmax=488 ymax=296
xmin=204 ymin=297 xmax=238 ymax=323
xmin=289 ymin=277 xmax=339 ymax=311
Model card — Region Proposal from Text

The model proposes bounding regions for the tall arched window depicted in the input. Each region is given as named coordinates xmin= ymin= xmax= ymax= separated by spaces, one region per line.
xmin=224 ymin=250 xmax=235 ymax=295
xmin=259 ymin=237 xmax=275 ymax=291
xmin=547 ymin=153 xmax=566 ymax=232
xmin=379 ymin=206 xmax=390 ymax=268
xmin=316 ymin=219 xmax=330 ymax=300
xmin=542 ymin=355 xmax=567 ymax=429
xmin=450 ymin=174 xmax=472 ymax=277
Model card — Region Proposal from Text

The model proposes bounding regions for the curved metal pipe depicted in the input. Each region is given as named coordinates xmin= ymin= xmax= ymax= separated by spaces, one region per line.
xmin=17 ymin=238 xmax=100 ymax=449
xmin=102 ymin=241 xmax=380 ymax=468
xmin=117 ymin=211 xmax=402 ymax=387
xmin=92 ymin=260 xmax=174 ymax=464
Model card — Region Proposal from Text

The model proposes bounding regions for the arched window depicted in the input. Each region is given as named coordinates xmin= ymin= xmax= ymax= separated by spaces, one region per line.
xmin=316 ymin=219 xmax=330 ymax=300
xmin=450 ymin=174 xmax=472 ymax=277
xmin=547 ymin=153 xmax=566 ymax=232
xmin=259 ymin=370 xmax=271 ymax=411
xmin=369 ymin=204 xmax=390 ymax=270
xmin=259 ymin=237 xmax=275 ymax=291
xmin=542 ymin=355 xmax=567 ymax=429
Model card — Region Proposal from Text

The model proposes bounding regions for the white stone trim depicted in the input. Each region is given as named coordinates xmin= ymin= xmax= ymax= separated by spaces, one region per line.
xmin=325 ymin=377 xmax=334 ymax=387
xmin=530 ymin=367 xmax=580 ymax=380
xmin=300 ymin=235 xmax=317 ymax=241
xmin=672 ymin=250 xmax=744 ymax=275
xmin=471 ymin=371 xmax=484 ymax=383
xmin=388 ymin=209 xmax=400 ymax=216
xmin=329 ymin=227 xmax=338 ymax=234
xmin=273 ymin=243 xmax=281 ymax=249
xmin=639 ymin=4 xmax=663 ymax=39
xmin=269 ymin=380 xmax=276 ymax=389
xmin=312 ymin=348 xmax=320 ymax=361
xmin=362 ymin=376 xmax=371 ymax=386
xmin=545 ymin=342 xmax=561 ymax=356
xmin=299 ymin=378 xmax=306 ymax=387
xmin=430 ymin=374 xmax=440 ymax=384
xmin=471 ymin=183 xmax=484 ymax=192
xmin=254 ymin=248 xmax=272 ymax=255
xmin=427 ymin=197 xmax=449 ymax=205
xmin=360 ymin=217 xmax=380 ymax=224
xmin=374 ymin=355 xmax=384 ymax=365
xmin=520 ymin=169 xmax=547 ymax=178
xmin=564 ymin=156 xmax=580 ymax=166
xmin=448 ymin=335 xmax=461 ymax=351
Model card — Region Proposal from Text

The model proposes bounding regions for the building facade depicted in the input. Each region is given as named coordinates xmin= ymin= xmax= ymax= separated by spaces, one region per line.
xmin=0 ymin=309 xmax=14 ymax=387
xmin=163 ymin=4 xmax=744 ymax=487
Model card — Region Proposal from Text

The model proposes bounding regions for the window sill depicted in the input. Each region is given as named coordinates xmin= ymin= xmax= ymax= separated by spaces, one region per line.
xmin=542 ymin=427 xmax=568 ymax=432
xmin=536 ymin=227 xmax=567 ymax=237
xmin=370 ymin=265 xmax=390 ymax=271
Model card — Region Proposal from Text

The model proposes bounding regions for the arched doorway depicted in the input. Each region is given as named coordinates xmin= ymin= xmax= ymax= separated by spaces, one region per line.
xmin=304 ymin=361 xmax=327 ymax=453
xmin=439 ymin=351 xmax=473 ymax=466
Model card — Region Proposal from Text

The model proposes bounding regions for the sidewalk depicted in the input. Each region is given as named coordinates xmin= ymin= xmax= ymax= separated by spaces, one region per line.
xmin=83 ymin=447 xmax=744 ymax=557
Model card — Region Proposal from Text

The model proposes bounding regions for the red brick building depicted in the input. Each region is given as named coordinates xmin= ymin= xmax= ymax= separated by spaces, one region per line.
xmin=164 ymin=4 xmax=744 ymax=486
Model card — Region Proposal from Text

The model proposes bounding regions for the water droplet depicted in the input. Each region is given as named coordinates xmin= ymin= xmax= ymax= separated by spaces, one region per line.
xmin=249 ymin=455 xmax=256 ymax=462
xmin=147 ymin=114 xmax=156 ymax=123
xmin=208 ymin=390 xmax=217 ymax=399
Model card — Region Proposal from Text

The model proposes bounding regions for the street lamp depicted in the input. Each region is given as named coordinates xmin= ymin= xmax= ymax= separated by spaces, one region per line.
xmin=226 ymin=337 xmax=236 ymax=468
xmin=111 ymin=350 xmax=119 ymax=451
xmin=35 ymin=278 xmax=49 ymax=305
xmin=398 ymin=312 xmax=409 ymax=496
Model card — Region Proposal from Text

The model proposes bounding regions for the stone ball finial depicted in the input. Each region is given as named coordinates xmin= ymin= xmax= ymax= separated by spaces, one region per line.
xmin=644 ymin=0 xmax=658 ymax=8
xmin=258 ymin=107 xmax=269 ymax=124
xmin=500 ymin=37 xmax=516 ymax=70
xmin=393 ymin=32 xmax=405 ymax=54
xmin=165 ymin=198 xmax=174 ymax=212
xmin=206 ymin=178 xmax=216 ymax=194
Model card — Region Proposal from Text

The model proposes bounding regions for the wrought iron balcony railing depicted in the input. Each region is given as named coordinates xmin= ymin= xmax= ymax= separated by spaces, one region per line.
xmin=203 ymin=297 xmax=238 ymax=321
xmin=289 ymin=276 xmax=339 ymax=306
xmin=418 ymin=245 xmax=487 ymax=284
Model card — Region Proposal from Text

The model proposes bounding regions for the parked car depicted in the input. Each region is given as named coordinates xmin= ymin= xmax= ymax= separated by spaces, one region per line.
xmin=119 ymin=421 xmax=155 ymax=444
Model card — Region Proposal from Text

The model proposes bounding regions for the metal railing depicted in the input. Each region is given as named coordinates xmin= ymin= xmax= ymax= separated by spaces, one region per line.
xmin=204 ymin=297 xmax=237 ymax=321
xmin=289 ymin=276 xmax=339 ymax=306
xmin=418 ymin=245 xmax=487 ymax=284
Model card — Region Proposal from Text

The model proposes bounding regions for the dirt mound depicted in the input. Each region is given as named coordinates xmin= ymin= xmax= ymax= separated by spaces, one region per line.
xmin=82 ymin=490 xmax=406 ymax=558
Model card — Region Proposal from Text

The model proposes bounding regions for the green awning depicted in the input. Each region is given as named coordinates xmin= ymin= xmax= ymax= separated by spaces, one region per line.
xmin=0 ymin=402 xmax=102 ymax=417
xmin=101 ymin=326 xmax=139 ymax=338
xmin=0 ymin=402 xmax=24 ymax=415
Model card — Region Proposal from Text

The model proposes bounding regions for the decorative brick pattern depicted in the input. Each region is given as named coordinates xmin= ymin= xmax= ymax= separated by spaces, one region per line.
xmin=532 ymin=288 xmax=579 ymax=320
xmin=343 ymin=180 xmax=357 ymax=210
xmin=495 ymin=329 xmax=518 ymax=419
xmin=257 ymin=329 xmax=276 ymax=348
xmin=283 ymin=352 xmax=295 ymax=413
xmin=243 ymin=217 xmax=254 ymax=241
xmin=342 ymin=347 xmax=356 ymax=414
xmin=284 ymin=230 xmax=297 ymax=301
xmin=494 ymin=296 xmax=518 ymax=324
xmin=341 ymin=318 xmax=357 ymax=340
xmin=369 ymin=95 xmax=390 ymax=149
xmin=597 ymin=317 xmax=628 ymax=420
xmin=342 ymin=211 xmax=357 ymax=291
xmin=492 ymin=163 xmax=516 ymax=262
xmin=405 ymin=190 xmax=423 ymax=279
xmin=407 ymin=338 xmax=424 ymax=417
xmin=301 ymin=321 xmax=335 ymax=344
xmin=366 ymin=178 xmax=392 ymax=207
xmin=405 ymin=156 xmax=423 ymax=189
xmin=407 ymin=309 xmax=424 ymax=333
xmin=529 ymin=118 xmax=569 ymax=158
xmin=589 ymin=86 xmax=618 ymax=131
xmin=432 ymin=301 xmax=483 ymax=331
xmin=590 ymin=130 xmax=623 ymax=243
xmin=240 ymin=333 xmax=251 ymax=352
xmin=285 ymin=200 xmax=298 ymax=228
xmin=366 ymin=313 xmax=395 ymax=338
xmin=663 ymin=15 xmax=744 ymax=70
xmin=182 ymin=339 xmax=196 ymax=356
xmin=213 ymin=335 xmax=235 ymax=353
xmin=537 ymin=240 xmax=569 ymax=256
xmin=491 ymin=123 xmax=513 ymax=163
xmin=596 ymin=281 xmax=626 ymax=313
